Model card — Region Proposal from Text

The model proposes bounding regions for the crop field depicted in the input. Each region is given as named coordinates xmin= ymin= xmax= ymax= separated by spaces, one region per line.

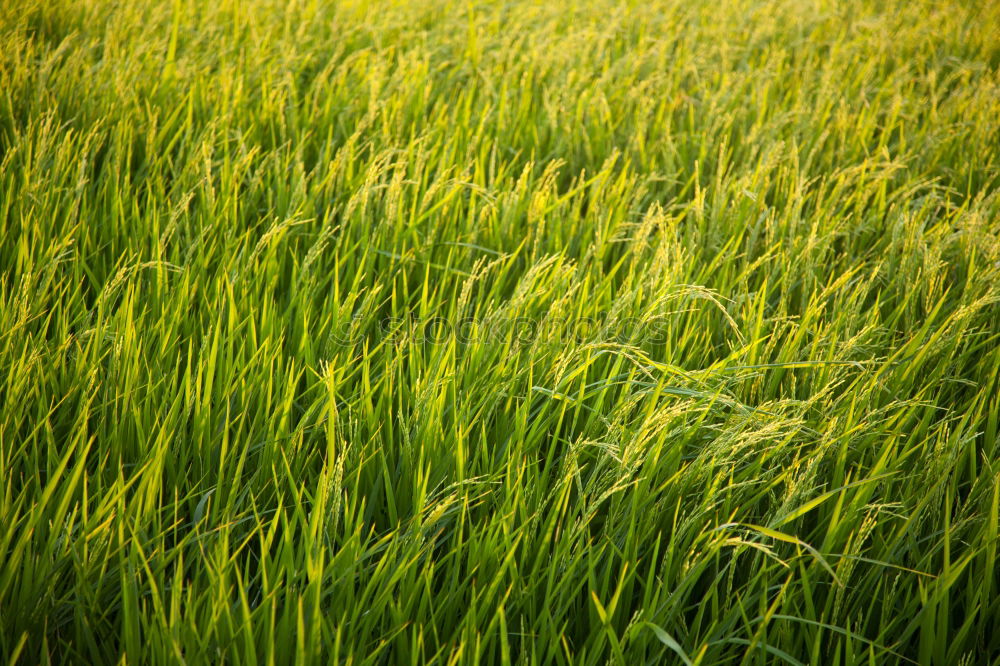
xmin=1 ymin=0 xmax=999 ymax=663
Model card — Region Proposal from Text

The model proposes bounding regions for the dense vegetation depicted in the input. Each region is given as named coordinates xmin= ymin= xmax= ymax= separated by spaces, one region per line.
xmin=2 ymin=0 xmax=999 ymax=663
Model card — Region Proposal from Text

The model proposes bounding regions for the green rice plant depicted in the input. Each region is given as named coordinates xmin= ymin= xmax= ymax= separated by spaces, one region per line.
xmin=1 ymin=0 xmax=998 ymax=663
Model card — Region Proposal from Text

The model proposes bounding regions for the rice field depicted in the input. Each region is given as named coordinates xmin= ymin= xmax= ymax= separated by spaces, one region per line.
xmin=1 ymin=0 xmax=999 ymax=663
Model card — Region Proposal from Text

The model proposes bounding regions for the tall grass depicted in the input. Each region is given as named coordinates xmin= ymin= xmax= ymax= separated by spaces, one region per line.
xmin=1 ymin=0 xmax=999 ymax=663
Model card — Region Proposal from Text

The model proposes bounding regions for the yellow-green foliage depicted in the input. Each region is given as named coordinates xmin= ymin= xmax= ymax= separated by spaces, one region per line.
xmin=1 ymin=0 xmax=999 ymax=663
